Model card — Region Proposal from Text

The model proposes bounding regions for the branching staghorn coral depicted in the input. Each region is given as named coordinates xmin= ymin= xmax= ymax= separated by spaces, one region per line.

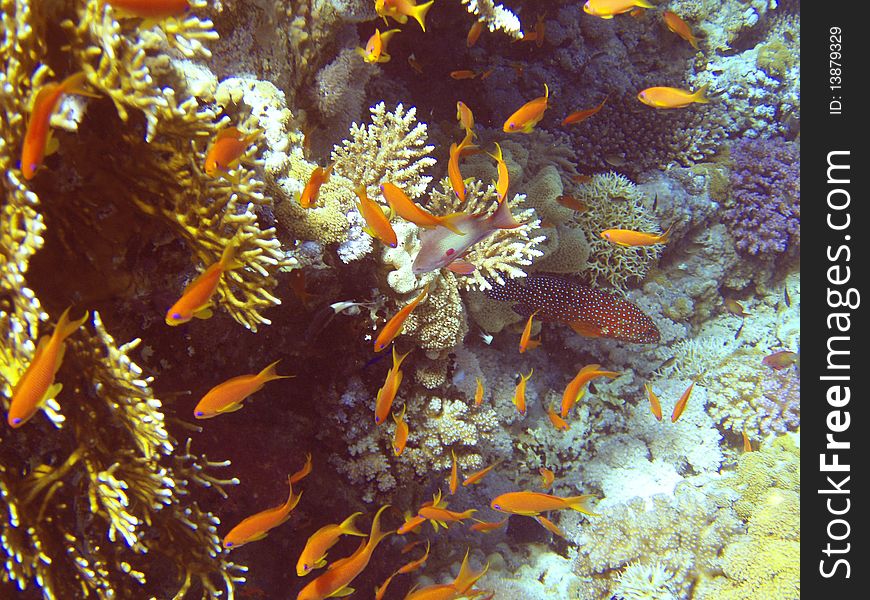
xmin=1 ymin=313 xmax=245 ymax=599
xmin=460 ymin=0 xmax=523 ymax=39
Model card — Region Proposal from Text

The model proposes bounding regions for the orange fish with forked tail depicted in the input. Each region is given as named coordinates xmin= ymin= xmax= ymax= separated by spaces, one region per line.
xmin=561 ymin=363 xmax=619 ymax=418
xmin=392 ymin=404 xmax=409 ymax=455
xmin=374 ymin=284 xmax=430 ymax=352
xmin=296 ymin=505 xmax=393 ymax=600
xmin=165 ymin=242 xmax=243 ymax=326
xmin=671 ymin=381 xmax=696 ymax=423
xmin=663 ymin=11 xmax=700 ymax=50
xmin=358 ymin=28 xmax=401 ymax=64
xmin=417 ymin=489 xmax=477 ymax=531
xmin=298 ymin=163 xmax=334 ymax=208
xmin=21 ymin=72 xmax=100 ymax=180
xmin=355 ymin=184 xmax=398 ymax=248
xmin=375 ymin=0 xmax=434 ymax=32
xmin=7 ymin=307 xmax=89 ymax=428
xmin=375 ymin=346 xmax=412 ymax=424
xmin=503 ymin=84 xmax=549 ymax=133
xmin=600 ymin=225 xmax=672 ymax=247
xmin=104 ymin=0 xmax=191 ymax=19
xmin=491 ymin=490 xmax=599 ymax=517
xmin=404 ymin=550 xmax=489 ymax=600
xmin=638 ymin=86 xmax=709 ymax=109
xmin=562 ymin=96 xmax=608 ymax=126
xmin=223 ymin=478 xmax=302 ymax=548
xmin=205 ymin=127 xmax=261 ymax=184
xmin=296 ymin=512 xmax=366 ymax=576
xmin=380 ymin=182 xmax=465 ymax=234
xmin=194 ymin=360 xmax=293 ymax=418
xmin=583 ymin=0 xmax=653 ymax=19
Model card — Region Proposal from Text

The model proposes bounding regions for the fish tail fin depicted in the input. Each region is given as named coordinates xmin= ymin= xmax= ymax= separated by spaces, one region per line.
xmin=565 ymin=494 xmax=599 ymax=516
xmin=60 ymin=71 xmax=101 ymax=98
xmin=543 ymin=83 xmax=549 ymax=101
xmin=411 ymin=1 xmax=435 ymax=32
xmin=339 ymin=511 xmax=367 ymax=537
xmin=258 ymin=359 xmax=294 ymax=382
xmin=490 ymin=197 xmax=520 ymax=229
xmin=452 ymin=549 xmax=490 ymax=594
xmin=54 ymin=306 xmax=89 ymax=341
xmin=693 ymin=84 xmax=710 ymax=104
xmin=367 ymin=504 xmax=394 ymax=551
xmin=486 ymin=142 xmax=503 ymax=163
xmin=636 ymin=0 xmax=655 ymax=8
xmin=219 ymin=240 xmax=245 ymax=271
xmin=439 ymin=211 xmax=468 ymax=235
xmin=659 ymin=223 xmax=674 ymax=243
xmin=282 ymin=480 xmax=303 ymax=513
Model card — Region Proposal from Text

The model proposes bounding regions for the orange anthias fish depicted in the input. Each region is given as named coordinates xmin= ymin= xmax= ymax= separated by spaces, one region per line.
xmin=644 ymin=383 xmax=662 ymax=421
xmin=408 ymin=54 xmax=424 ymax=75
xmin=539 ymin=467 xmax=555 ymax=490
xmin=600 ymin=225 xmax=672 ymax=247
xmin=204 ymin=127 xmax=261 ymax=184
xmin=663 ymin=11 xmax=700 ymax=50
xmin=7 ymin=307 xmax=88 ymax=428
xmin=358 ymin=28 xmax=401 ymax=64
xmin=561 ymin=96 xmax=608 ymax=126
xmin=392 ymin=404 xmax=409 ymax=456
xmin=194 ymin=359 xmax=293 ymax=418
xmin=723 ymin=298 xmax=750 ymax=317
xmin=456 ymin=101 xmax=476 ymax=137
xmin=165 ymin=242 xmax=243 ymax=325
xmin=223 ymin=478 xmax=302 ymax=549
xmin=396 ymin=539 xmax=430 ymax=574
xmin=561 ymin=363 xmax=619 ymax=418
xmin=762 ymin=350 xmax=799 ymax=370
xmin=375 ymin=0 xmax=435 ymax=32
xmin=513 ymin=369 xmax=533 ymax=416
xmin=487 ymin=142 xmax=510 ymax=203
xmin=546 ymin=404 xmax=570 ymax=431
xmin=470 ymin=518 xmax=508 ymax=533
xmin=447 ymin=131 xmax=477 ymax=201
xmin=104 ymin=0 xmax=190 ymax=19
xmin=375 ymin=346 xmax=412 ymax=425
xmin=401 ymin=540 xmax=425 ymax=555
xmin=556 ymin=195 xmax=589 ymax=212
xmin=21 ymin=72 xmax=99 ymax=180
xmin=417 ymin=490 xmax=477 ymax=530
xmin=484 ymin=275 xmax=661 ymax=344
xmin=463 ymin=460 xmax=502 ymax=486
xmin=583 ymin=0 xmax=653 ymax=19
xmin=290 ymin=452 xmax=313 ymax=484
xmin=404 ymin=550 xmax=489 ymax=600
xmin=742 ymin=429 xmax=753 ymax=452
xmin=670 ymin=381 xmax=696 ymax=423
xmin=296 ymin=512 xmax=366 ymax=576
xmin=474 ymin=377 xmax=485 ymax=406
xmin=503 ymin=84 xmax=549 ymax=133
xmin=637 ymin=85 xmax=709 ymax=109
xmin=374 ymin=284 xmax=430 ymax=352
xmin=297 ymin=505 xmax=392 ymax=600
xmin=466 ymin=21 xmax=483 ymax=47
xmin=355 ymin=184 xmax=398 ymax=248
xmin=380 ymin=182 xmax=464 ymax=234
xmin=375 ymin=573 xmax=397 ymax=600
xmin=519 ymin=309 xmax=541 ymax=353
xmin=491 ymin=491 xmax=599 ymax=517
xmin=449 ymin=449 xmax=460 ymax=495
xmin=298 ymin=163 xmax=334 ymax=208
xmin=450 ymin=70 xmax=478 ymax=80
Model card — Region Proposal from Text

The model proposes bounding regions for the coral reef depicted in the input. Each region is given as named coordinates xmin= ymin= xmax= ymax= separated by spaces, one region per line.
xmin=722 ymin=137 xmax=800 ymax=262
xmin=460 ymin=0 xmax=523 ymax=39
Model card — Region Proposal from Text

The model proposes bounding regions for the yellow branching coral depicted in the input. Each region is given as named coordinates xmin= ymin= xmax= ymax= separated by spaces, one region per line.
xmin=1 ymin=313 xmax=245 ymax=599
xmin=427 ymin=179 xmax=545 ymax=292
xmin=572 ymin=172 xmax=664 ymax=292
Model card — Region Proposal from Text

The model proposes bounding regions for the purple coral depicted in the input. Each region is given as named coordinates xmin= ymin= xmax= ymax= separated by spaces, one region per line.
xmin=723 ymin=137 xmax=800 ymax=259
xmin=758 ymin=366 xmax=800 ymax=435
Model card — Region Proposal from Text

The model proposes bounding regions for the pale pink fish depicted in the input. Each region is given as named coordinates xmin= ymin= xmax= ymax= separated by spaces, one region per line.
xmin=412 ymin=200 xmax=520 ymax=274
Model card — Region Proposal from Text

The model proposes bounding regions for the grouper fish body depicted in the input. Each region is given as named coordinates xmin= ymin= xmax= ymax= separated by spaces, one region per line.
xmin=412 ymin=199 xmax=519 ymax=274
xmin=486 ymin=274 xmax=660 ymax=344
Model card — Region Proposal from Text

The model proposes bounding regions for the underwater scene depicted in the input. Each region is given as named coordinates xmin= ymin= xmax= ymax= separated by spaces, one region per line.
xmin=0 ymin=0 xmax=800 ymax=598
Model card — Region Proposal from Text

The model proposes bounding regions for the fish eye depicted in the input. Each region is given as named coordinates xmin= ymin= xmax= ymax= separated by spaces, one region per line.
xmin=375 ymin=416 xmax=382 ymax=424
xmin=509 ymin=122 xmax=515 ymax=129
xmin=172 ymin=312 xmax=182 ymax=320
xmin=195 ymin=411 xmax=204 ymax=417
xmin=225 ymin=541 xmax=233 ymax=547
xmin=494 ymin=504 xmax=501 ymax=510
xmin=303 ymin=564 xmax=308 ymax=570
xmin=446 ymin=248 xmax=455 ymax=256
xmin=11 ymin=417 xmax=21 ymax=425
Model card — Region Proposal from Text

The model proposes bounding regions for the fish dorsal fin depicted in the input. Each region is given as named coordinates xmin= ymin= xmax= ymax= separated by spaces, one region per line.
xmin=216 ymin=127 xmax=242 ymax=141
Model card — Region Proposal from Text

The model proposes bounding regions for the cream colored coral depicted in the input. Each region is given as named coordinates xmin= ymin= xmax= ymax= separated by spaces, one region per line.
xmin=403 ymin=273 xmax=469 ymax=353
xmin=460 ymin=0 xmax=523 ymax=39
xmin=332 ymin=102 xmax=436 ymax=199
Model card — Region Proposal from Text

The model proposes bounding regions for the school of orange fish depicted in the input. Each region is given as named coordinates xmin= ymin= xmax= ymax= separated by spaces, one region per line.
xmin=8 ymin=1 xmax=787 ymax=598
